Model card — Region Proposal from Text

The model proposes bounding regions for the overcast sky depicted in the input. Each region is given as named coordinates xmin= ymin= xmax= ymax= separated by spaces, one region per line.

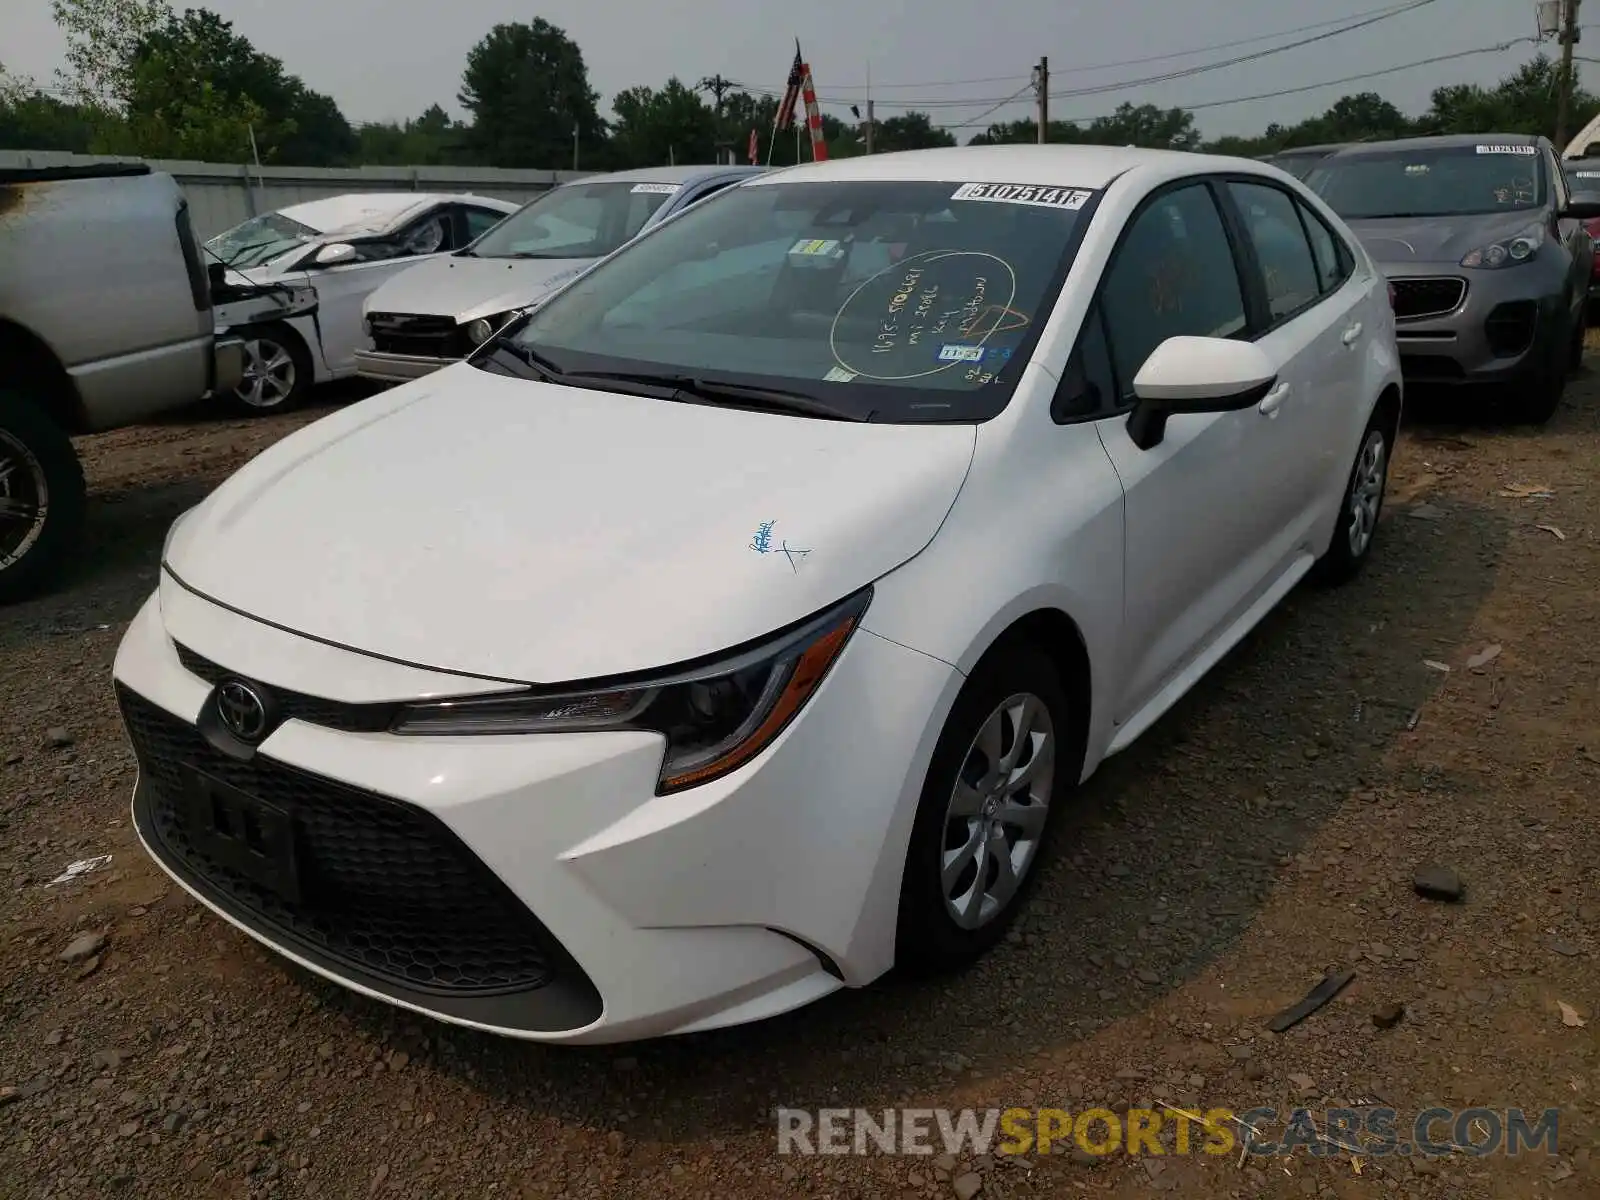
xmin=0 ymin=0 xmax=1569 ymax=140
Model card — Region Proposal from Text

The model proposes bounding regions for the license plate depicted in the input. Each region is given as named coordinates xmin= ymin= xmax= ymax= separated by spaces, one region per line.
xmin=179 ymin=768 xmax=303 ymax=903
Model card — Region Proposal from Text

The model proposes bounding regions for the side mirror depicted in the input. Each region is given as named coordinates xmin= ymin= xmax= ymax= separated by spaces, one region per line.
xmin=1126 ymin=336 xmax=1277 ymax=450
xmin=1563 ymin=200 xmax=1600 ymax=221
xmin=313 ymin=242 xmax=358 ymax=267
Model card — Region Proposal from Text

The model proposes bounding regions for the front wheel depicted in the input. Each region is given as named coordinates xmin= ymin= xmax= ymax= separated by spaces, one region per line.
xmin=1310 ymin=411 xmax=1390 ymax=587
xmin=226 ymin=323 xmax=313 ymax=416
xmin=896 ymin=641 xmax=1069 ymax=973
xmin=0 ymin=390 xmax=87 ymax=604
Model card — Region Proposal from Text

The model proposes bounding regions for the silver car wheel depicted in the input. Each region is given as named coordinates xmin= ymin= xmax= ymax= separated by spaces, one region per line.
xmin=940 ymin=692 xmax=1056 ymax=930
xmin=237 ymin=338 xmax=297 ymax=409
xmin=0 ymin=429 xmax=49 ymax=571
xmin=1346 ymin=429 xmax=1386 ymax=559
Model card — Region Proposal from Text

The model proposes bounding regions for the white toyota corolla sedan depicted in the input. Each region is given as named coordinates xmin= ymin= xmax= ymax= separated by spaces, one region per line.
xmin=114 ymin=144 xmax=1401 ymax=1045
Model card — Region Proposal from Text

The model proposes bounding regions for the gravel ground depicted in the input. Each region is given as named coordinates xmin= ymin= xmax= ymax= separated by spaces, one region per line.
xmin=2 ymin=364 xmax=1598 ymax=1200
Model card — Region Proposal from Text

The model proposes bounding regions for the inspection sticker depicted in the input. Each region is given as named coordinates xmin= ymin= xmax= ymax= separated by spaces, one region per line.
xmin=937 ymin=344 xmax=985 ymax=362
xmin=1476 ymin=144 xmax=1537 ymax=156
xmin=1578 ymin=171 xmax=1600 ymax=178
xmin=951 ymin=182 xmax=1092 ymax=210
xmin=790 ymin=238 xmax=844 ymax=257
xmin=631 ymin=182 xmax=682 ymax=194
xmin=823 ymin=365 xmax=857 ymax=382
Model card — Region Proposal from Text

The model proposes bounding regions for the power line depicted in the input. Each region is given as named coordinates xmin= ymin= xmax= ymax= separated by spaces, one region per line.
xmin=743 ymin=0 xmax=1442 ymax=107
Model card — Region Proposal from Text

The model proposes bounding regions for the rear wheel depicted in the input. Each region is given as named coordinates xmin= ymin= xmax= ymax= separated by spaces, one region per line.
xmin=0 ymin=390 xmax=87 ymax=604
xmin=1311 ymin=408 xmax=1391 ymax=587
xmin=896 ymin=641 xmax=1069 ymax=972
xmin=1569 ymin=302 xmax=1588 ymax=372
xmin=226 ymin=323 xmax=312 ymax=416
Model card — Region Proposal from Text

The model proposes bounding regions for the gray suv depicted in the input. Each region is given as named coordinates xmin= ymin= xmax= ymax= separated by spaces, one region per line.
xmin=1305 ymin=133 xmax=1600 ymax=422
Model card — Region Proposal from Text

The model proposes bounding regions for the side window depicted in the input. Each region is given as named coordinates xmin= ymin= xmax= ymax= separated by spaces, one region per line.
xmin=463 ymin=206 xmax=506 ymax=241
xmin=1226 ymin=181 xmax=1321 ymax=322
xmin=1054 ymin=303 xmax=1120 ymax=421
xmin=1099 ymin=182 xmax=1248 ymax=397
xmin=399 ymin=211 xmax=449 ymax=256
xmin=1295 ymin=198 xmax=1352 ymax=295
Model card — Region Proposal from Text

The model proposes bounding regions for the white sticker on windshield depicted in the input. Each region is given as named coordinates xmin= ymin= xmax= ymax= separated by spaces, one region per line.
xmin=823 ymin=365 xmax=857 ymax=382
xmin=951 ymin=182 xmax=1092 ymax=210
xmin=1578 ymin=171 xmax=1600 ymax=178
xmin=937 ymin=344 xmax=984 ymax=362
xmin=631 ymin=182 xmax=683 ymax=194
xmin=1476 ymin=144 xmax=1537 ymax=156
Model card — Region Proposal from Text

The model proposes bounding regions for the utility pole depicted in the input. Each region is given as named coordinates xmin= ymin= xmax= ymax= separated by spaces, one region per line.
xmin=1556 ymin=0 xmax=1583 ymax=150
xmin=865 ymin=61 xmax=874 ymax=154
xmin=572 ymin=121 xmax=579 ymax=171
xmin=1034 ymin=57 xmax=1049 ymax=144
xmin=698 ymin=74 xmax=734 ymax=163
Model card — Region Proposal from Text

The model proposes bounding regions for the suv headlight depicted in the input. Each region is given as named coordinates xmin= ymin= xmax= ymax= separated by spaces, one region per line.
xmin=1460 ymin=223 xmax=1545 ymax=268
xmin=464 ymin=308 xmax=532 ymax=347
xmin=391 ymin=589 xmax=870 ymax=793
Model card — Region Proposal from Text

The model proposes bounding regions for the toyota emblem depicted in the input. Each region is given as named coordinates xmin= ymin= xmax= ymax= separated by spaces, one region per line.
xmin=216 ymin=680 xmax=269 ymax=742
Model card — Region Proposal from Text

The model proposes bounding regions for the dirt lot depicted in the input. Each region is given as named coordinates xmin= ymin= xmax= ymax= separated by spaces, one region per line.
xmin=2 ymin=364 xmax=1598 ymax=1200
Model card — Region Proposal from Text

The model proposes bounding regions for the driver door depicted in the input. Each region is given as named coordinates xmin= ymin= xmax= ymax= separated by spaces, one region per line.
xmin=307 ymin=206 xmax=457 ymax=374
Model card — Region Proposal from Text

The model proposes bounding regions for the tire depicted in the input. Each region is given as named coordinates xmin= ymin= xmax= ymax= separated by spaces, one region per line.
xmin=1569 ymin=303 xmax=1587 ymax=373
xmin=0 ymin=390 xmax=87 ymax=604
xmin=225 ymin=323 xmax=313 ymax=416
xmin=896 ymin=640 xmax=1071 ymax=973
xmin=1310 ymin=408 xmax=1391 ymax=587
xmin=1514 ymin=311 xmax=1571 ymax=426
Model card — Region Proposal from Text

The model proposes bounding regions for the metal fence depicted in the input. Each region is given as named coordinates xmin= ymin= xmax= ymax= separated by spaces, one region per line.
xmin=0 ymin=150 xmax=591 ymax=239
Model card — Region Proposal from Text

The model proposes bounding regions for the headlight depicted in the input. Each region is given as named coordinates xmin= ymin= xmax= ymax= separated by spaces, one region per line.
xmin=391 ymin=588 xmax=871 ymax=793
xmin=1461 ymin=224 xmax=1544 ymax=268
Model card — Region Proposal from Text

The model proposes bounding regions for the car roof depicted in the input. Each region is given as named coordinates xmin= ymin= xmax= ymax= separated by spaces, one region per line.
xmin=558 ymin=165 xmax=767 ymax=188
xmin=1267 ymin=144 xmax=1348 ymax=157
xmin=1323 ymin=132 xmax=1545 ymax=160
xmin=276 ymin=192 xmax=518 ymax=237
xmin=746 ymin=143 xmax=1233 ymax=192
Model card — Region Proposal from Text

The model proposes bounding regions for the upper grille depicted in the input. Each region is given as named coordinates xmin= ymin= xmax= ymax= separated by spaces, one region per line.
xmin=174 ymin=643 xmax=396 ymax=733
xmin=119 ymin=684 xmax=561 ymax=996
xmin=367 ymin=312 xmax=468 ymax=360
xmin=1390 ymin=277 xmax=1467 ymax=321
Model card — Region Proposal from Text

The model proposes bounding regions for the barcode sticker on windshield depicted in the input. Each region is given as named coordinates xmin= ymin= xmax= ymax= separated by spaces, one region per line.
xmin=951 ymin=183 xmax=1092 ymax=210
xmin=631 ymin=182 xmax=682 ymax=194
xmin=1476 ymin=144 xmax=1537 ymax=156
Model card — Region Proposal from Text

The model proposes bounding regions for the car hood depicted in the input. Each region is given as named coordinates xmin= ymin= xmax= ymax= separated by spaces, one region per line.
xmin=362 ymin=254 xmax=593 ymax=324
xmin=163 ymin=366 xmax=977 ymax=684
xmin=1344 ymin=210 xmax=1546 ymax=266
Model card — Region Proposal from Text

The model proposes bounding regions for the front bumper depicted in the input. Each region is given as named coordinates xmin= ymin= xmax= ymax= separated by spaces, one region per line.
xmin=1382 ymin=263 xmax=1564 ymax=386
xmin=112 ymin=581 xmax=956 ymax=1043
xmin=353 ymin=349 xmax=454 ymax=385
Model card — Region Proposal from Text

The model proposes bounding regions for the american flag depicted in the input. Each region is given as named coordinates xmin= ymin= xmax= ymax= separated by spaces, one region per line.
xmin=775 ymin=40 xmax=804 ymax=131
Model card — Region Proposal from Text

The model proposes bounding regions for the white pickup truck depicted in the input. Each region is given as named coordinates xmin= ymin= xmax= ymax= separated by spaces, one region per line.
xmin=0 ymin=163 xmax=251 ymax=602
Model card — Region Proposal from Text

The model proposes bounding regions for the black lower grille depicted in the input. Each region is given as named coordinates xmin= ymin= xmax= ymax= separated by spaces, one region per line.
xmin=1391 ymin=277 xmax=1467 ymax=321
xmin=1484 ymin=300 xmax=1539 ymax=357
xmin=119 ymin=684 xmax=561 ymax=996
xmin=368 ymin=313 xmax=467 ymax=359
xmin=174 ymin=643 xmax=395 ymax=733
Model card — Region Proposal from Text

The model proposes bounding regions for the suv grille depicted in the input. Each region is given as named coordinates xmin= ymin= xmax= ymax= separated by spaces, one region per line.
xmin=367 ymin=313 xmax=468 ymax=359
xmin=119 ymin=684 xmax=562 ymax=996
xmin=1390 ymin=277 xmax=1467 ymax=321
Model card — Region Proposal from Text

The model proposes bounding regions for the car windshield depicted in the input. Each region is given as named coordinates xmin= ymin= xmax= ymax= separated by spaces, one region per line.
xmin=469 ymin=181 xmax=678 ymax=260
xmin=497 ymin=179 xmax=1096 ymax=423
xmin=1307 ymin=143 xmax=1547 ymax=218
xmin=1266 ymin=154 xmax=1327 ymax=180
xmin=205 ymin=212 xmax=319 ymax=269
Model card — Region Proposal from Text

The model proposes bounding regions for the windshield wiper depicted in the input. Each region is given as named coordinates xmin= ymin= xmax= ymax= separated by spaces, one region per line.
xmin=481 ymin=334 xmax=571 ymax=382
xmin=566 ymin=370 xmax=865 ymax=421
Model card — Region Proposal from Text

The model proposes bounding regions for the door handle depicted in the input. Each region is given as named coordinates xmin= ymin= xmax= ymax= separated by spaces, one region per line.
xmin=1258 ymin=381 xmax=1291 ymax=416
xmin=1341 ymin=322 xmax=1363 ymax=346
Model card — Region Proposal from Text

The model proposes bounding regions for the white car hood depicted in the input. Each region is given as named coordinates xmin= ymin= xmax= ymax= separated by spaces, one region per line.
xmin=363 ymin=255 xmax=592 ymax=324
xmin=164 ymin=366 xmax=976 ymax=684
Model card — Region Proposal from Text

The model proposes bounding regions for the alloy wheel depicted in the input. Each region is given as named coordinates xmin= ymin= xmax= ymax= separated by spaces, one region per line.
xmin=1345 ymin=430 xmax=1386 ymax=559
xmin=237 ymin=338 xmax=297 ymax=409
xmin=0 ymin=428 xmax=49 ymax=572
xmin=940 ymin=692 xmax=1056 ymax=930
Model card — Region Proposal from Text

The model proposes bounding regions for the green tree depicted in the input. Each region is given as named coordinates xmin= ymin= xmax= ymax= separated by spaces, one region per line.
xmin=357 ymin=104 xmax=468 ymax=166
xmin=50 ymin=0 xmax=169 ymax=107
xmin=459 ymin=20 xmax=605 ymax=168
xmin=610 ymin=77 xmax=718 ymax=167
xmin=1417 ymin=54 xmax=1599 ymax=141
xmin=866 ymin=111 xmax=956 ymax=153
